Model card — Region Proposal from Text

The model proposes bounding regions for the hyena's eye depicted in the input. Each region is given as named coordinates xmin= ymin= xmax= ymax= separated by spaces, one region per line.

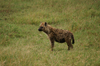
xmin=41 ymin=27 xmax=43 ymax=28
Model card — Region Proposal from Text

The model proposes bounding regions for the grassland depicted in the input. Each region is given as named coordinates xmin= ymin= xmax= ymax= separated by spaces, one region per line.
xmin=0 ymin=0 xmax=100 ymax=66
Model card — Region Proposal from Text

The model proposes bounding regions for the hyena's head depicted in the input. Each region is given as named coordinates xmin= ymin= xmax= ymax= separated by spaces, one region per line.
xmin=38 ymin=22 xmax=47 ymax=32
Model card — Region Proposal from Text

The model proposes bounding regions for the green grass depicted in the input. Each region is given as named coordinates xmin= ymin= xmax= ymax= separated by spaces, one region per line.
xmin=0 ymin=0 xmax=100 ymax=66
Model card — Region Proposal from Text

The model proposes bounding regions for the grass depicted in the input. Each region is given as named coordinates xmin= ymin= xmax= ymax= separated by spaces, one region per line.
xmin=0 ymin=0 xmax=100 ymax=66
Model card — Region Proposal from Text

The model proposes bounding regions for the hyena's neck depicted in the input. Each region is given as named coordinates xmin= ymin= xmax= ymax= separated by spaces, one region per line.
xmin=44 ymin=25 xmax=54 ymax=34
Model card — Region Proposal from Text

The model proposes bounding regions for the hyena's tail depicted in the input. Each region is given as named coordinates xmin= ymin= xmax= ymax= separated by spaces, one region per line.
xmin=71 ymin=34 xmax=75 ymax=44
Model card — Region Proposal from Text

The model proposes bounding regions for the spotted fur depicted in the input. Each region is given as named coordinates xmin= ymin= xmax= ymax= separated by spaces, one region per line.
xmin=38 ymin=22 xmax=75 ymax=51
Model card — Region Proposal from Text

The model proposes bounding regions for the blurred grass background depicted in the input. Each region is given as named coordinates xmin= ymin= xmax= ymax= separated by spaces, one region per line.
xmin=0 ymin=0 xmax=100 ymax=66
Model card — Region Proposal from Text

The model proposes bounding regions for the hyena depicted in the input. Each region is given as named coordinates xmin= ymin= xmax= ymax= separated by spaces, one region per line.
xmin=38 ymin=22 xmax=75 ymax=51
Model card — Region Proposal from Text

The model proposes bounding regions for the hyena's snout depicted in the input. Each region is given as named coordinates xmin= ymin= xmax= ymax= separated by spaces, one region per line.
xmin=38 ymin=27 xmax=43 ymax=31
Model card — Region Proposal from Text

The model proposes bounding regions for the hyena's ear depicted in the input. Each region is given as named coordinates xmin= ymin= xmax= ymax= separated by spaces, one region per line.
xmin=45 ymin=22 xmax=47 ymax=26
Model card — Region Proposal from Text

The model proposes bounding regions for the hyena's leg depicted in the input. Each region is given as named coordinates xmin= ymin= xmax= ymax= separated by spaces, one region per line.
xmin=50 ymin=39 xmax=54 ymax=51
xmin=66 ymin=39 xmax=73 ymax=50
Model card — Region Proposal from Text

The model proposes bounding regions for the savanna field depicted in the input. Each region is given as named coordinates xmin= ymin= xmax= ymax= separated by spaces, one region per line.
xmin=0 ymin=0 xmax=100 ymax=66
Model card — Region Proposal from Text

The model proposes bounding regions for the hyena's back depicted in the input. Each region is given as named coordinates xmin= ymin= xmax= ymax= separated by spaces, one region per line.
xmin=51 ymin=28 xmax=74 ymax=44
